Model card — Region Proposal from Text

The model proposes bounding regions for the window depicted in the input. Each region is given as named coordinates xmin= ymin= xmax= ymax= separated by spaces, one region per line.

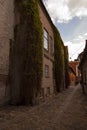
xmin=45 ymin=65 xmax=49 ymax=77
xmin=44 ymin=28 xmax=49 ymax=50
xmin=49 ymin=36 xmax=53 ymax=56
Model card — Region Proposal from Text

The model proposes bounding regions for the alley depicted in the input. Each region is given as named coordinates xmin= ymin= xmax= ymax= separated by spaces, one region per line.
xmin=0 ymin=84 xmax=87 ymax=130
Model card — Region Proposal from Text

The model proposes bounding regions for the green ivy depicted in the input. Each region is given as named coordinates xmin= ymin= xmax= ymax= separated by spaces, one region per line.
xmin=64 ymin=47 xmax=70 ymax=88
xmin=53 ymin=26 xmax=70 ymax=92
xmin=53 ymin=26 xmax=65 ymax=92
xmin=10 ymin=0 xmax=43 ymax=105
xmin=10 ymin=0 xmax=69 ymax=105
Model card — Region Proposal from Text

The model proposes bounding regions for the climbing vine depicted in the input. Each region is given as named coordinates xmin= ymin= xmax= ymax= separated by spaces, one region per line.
xmin=53 ymin=26 xmax=65 ymax=92
xmin=64 ymin=46 xmax=70 ymax=88
xmin=11 ymin=0 xmax=43 ymax=105
xmin=10 ymin=0 xmax=70 ymax=105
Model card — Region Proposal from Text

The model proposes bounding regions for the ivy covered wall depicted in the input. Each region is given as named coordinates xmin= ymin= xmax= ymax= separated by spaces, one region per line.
xmin=53 ymin=26 xmax=65 ymax=92
xmin=53 ymin=26 xmax=70 ymax=92
xmin=64 ymin=46 xmax=70 ymax=88
xmin=10 ymin=0 xmax=43 ymax=105
xmin=9 ymin=0 xmax=69 ymax=105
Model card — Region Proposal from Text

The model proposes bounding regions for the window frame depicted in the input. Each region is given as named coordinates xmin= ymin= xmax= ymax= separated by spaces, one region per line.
xmin=45 ymin=65 xmax=49 ymax=78
xmin=43 ymin=28 xmax=49 ymax=51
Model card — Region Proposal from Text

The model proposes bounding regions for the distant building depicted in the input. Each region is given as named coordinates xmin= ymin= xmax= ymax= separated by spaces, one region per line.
xmin=69 ymin=65 xmax=76 ymax=85
xmin=69 ymin=61 xmax=80 ymax=85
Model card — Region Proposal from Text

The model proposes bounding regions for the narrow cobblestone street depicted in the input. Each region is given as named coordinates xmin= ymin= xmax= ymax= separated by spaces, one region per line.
xmin=0 ymin=84 xmax=87 ymax=130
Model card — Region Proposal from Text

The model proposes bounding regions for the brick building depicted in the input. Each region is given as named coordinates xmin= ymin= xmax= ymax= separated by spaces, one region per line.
xmin=0 ymin=0 xmax=68 ymax=105
xmin=69 ymin=61 xmax=80 ymax=85
xmin=69 ymin=65 xmax=76 ymax=85
xmin=38 ymin=2 xmax=54 ymax=97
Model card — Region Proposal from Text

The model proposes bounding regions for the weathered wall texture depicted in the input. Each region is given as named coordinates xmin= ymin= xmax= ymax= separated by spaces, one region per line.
xmin=38 ymin=3 xmax=54 ymax=96
xmin=10 ymin=1 xmax=43 ymax=105
xmin=0 ymin=0 xmax=68 ymax=106
xmin=0 ymin=0 xmax=14 ymax=105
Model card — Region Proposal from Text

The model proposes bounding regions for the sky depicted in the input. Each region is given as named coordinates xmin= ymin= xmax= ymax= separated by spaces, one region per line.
xmin=42 ymin=0 xmax=87 ymax=61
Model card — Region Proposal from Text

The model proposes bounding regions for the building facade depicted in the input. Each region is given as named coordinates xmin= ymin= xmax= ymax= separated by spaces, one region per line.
xmin=38 ymin=2 xmax=54 ymax=97
xmin=0 ymin=0 xmax=67 ymax=105
xmin=69 ymin=61 xmax=80 ymax=85
xmin=69 ymin=66 xmax=76 ymax=86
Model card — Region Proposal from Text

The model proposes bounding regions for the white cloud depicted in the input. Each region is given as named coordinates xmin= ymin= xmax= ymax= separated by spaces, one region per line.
xmin=43 ymin=0 xmax=87 ymax=60
xmin=64 ymin=33 xmax=87 ymax=60
xmin=84 ymin=33 xmax=87 ymax=36
xmin=43 ymin=0 xmax=87 ymax=23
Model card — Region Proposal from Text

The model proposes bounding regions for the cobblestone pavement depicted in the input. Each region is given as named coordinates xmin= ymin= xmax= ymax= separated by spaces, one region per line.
xmin=0 ymin=84 xmax=87 ymax=130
